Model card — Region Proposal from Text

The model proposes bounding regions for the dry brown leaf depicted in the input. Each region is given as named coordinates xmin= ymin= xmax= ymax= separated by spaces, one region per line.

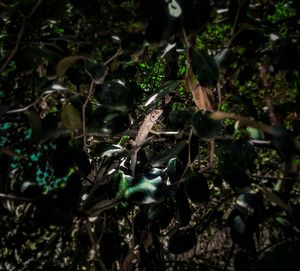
xmin=187 ymin=70 xmax=214 ymax=111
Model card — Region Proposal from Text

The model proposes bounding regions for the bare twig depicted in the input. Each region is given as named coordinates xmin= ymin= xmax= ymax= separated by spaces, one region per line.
xmin=85 ymin=220 xmax=107 ymax=271
xmin=0 ymin=193 xmax=34 ymax=202
xmin=103 ymin=48 xmax=122 ymax=66
xmin=82 ymin=81 xmax=95 ymax=151
xmin=0 ymin=0 xmax=44 ymax=73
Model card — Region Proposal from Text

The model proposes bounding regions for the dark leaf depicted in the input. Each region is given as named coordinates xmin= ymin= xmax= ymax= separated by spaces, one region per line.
xmin=84 ymin=62 xmax=108 ymax=84
xmin=228 ymin=0 xmax=250 ymax=24
xmin=181 ymin=0 xmax=211 ymax=32
xmin=167 ymin=109 xmax=192 ymax=131
xmin=216 ymin=140 xmax=256 ymax=188
xmin=148 ymin=200 xmax=174 ymax=229
xmin=192 ymin=111 xmax=223 ymax=139
xmin=175 ymin=184 xmax=192 ymax=226
xmin=145 ymin=81 xmax=179 ymax=107
xmin=100 ymin=113 xmax=130 ymax=134
xmin=185 ymin=169 xmax=210 ymax=204
xmin=168 ymin=228 xmax=197 ymax=254
xmin=256 ymin=241 xmax=300 ymax=271
xmin=100 ymin=232 xmax=122 ymax=268
xmin=0 ymin=105 xmax=10 ymax=118
xmin=189 ymin=48 xmax=219 ymax=87
xmin=151 ymin=140 xmax=187 ymax=168
xmin=27 ymin=110 xmax=42 ymax=141
xmin=94 ymin=80 xmax=134 ymax=113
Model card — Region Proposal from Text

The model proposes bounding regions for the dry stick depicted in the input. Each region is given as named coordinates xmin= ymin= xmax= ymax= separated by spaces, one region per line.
xmin=0 ymin=193 xmax=34 ymax=202
xmin=0 ymin=0 xmax=44 ymax=73
xmin=103 ymin=48 xmax=122 ymax=66
xmin=82 ymin=81 xmax=95 ymax=151
xmin=85 ymin=220 xmax=107 ymax=271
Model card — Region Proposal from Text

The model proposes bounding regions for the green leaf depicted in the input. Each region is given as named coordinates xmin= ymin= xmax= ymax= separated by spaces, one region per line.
xmin=60 ymin=104 xmax=83 ymax=130
xmin=113 ymin=171 xmax=133 ymax=199
xmin=168 ymin=228 xmax=197 ymax=254
xmin=84 ymin=62 xmax=108 ymax=84
xmin=27 ymin=110 xmax=42 ymax=141
xmin=124 ymin=174 xmax=166 ymax=204
xmin=57 ymin=56 xmax=91 ymax=78
xmin=166 ymin=158 xmax=185 ymax=184
xmin=192 ymin=111 xmax=223 ymax=138
xmin=189 ymin=48 xmax=219 ymax=87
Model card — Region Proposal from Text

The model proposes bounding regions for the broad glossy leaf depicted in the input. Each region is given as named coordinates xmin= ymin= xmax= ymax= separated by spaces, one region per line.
xmin=61 ymin=104 xmax=83 ymax=131
xmin=166 ymin=158 xmax=185 ymax=184
xmin=114 ymin=171 xmax=133 ymax=199
xmin=27 ymin=110 xmax=42 ymax=141
xmin=124 ymin=174 xmax=167 ymax=204
xmin=57 ymin=55 xmax=91 ymax=78
xmin=168 ymin=228 xmax=197 ymax=254
xmin=192 ymin=111 xmax=223 ymax=139
xmin=93 ymin=142 xmax=125 ymax=157
xmin=84 ymin=62 xmax=108 ymax=84
xmin=94 ymin=80 xmax=134 ymax=113
xmin=189 ymin=48 xmax=219 ymax=87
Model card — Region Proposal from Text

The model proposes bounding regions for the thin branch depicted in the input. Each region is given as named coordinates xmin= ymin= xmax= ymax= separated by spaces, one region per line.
xmin=103 ymin=48 xmax=122 ymax=66
xmin=85 ymin=220 xmax=107 ymax=271
xmin=0 ymin=0 xmax=44 ymax=73
xmin=82 ymin=81 xmax=95 ymax=151
xmin=0 ymin=193 xmax=35 ymax=202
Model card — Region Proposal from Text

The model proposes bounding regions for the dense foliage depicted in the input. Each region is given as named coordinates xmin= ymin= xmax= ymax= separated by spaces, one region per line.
xmin=1 ymin=0 xmax=300 ymax=270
